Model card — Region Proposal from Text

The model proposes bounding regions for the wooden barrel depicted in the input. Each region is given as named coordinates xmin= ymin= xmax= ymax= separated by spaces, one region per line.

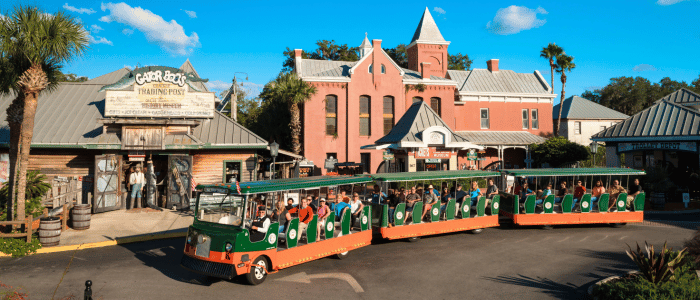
xmin=71 ymin=204 xmax=91 ymax=230
xmin=39 ymin=217 xmax=62 ymax=247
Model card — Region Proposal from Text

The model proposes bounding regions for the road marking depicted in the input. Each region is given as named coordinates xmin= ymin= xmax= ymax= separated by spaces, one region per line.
xmin=514 ymin=238 xmax=529 ymax=243
xmin=276 ymin=272 xmax=364 ymax=293
xmin=493 ymin=238 xmax=507 ymax=244
xmin=539 ymin=236 xmax=553 ymax=243
xmin=619 ymin=236 xmax=628 ymax=240
xmin=578 ymin=236 xmax=590 ymax=243
xmin=558 ymin=237 xmax=570 ymax=243
xmin=596 ymin=235 xmax=609 ymax=242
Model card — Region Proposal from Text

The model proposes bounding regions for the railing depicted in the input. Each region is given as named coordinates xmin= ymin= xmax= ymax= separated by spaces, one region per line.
xmin=42 ymin=177 xmax=82 ymax=209
xmin=0 ymin=218 xmax=33 ymax=242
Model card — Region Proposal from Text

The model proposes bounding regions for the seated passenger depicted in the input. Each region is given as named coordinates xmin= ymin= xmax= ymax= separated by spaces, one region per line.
xmin=403 ymin=186 xmax=421 ymax=223
xmin=421 ymin=184 xmax=440 ymax=221
xmin=554 ymin=181 xmax=569 ymax=204
xmin=289 ymin=197 xmax=314 ymax=237
xmin=469 ymin=181 xmax=483 ymax=207
xmin=537 ymin=184 xmax=552 ymax=205
xmin=627 ymin=178 xmax=642 ymax=207
xmin=591 ymin=180 xmax=606 ymax=204
xmin=286 ymin=198 xmax=295 ymax=211
xmin=370 ymin=185 xmax=387 ymax=205
xmin=316 ymin=198 xmax=330 ymax=239
xmin=273 ymin=200 xmax=291 ymax=234
xmin=249 ymin=206 xmax=270 ymax=242
xmin=439 ymin=187 xmax=452 ymax=216
xmin=350 ymin=193 xmax=365 ymax=228
xmin=484 ymin=178 xmax=499 ymax=207
xmin=572 ymin=180 xmax=586 ymax=210
xmin=387 ymin=189 xmax=403 ymax=227
xmin=608 ymin=180 xmax=627 ymax=211
xmin=333 ymin=194 xmax=351 ymax=221
xmin=451 ymin=184 xmax=468 ymax=205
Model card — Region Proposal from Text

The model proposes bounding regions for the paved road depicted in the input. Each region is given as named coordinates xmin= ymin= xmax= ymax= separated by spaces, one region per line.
xmin=645 ymin=211 xmax=700 ymax=222
xmin=0 ymin=224 xmax=694 ymax=300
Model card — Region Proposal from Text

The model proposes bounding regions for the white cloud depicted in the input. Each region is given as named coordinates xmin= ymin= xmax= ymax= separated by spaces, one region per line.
xmin=433 ymin=7 xmax=446 ymax=15
xmin=100 ymin=2 xmax=200 ymax=56
xmin=90 ymin=24 xmax=103 ymax=33
xmin=241 ymin=82 xmax=264 ymax=98
xmin=122 ymin=28 xmax=134 ymax=35
xmin=206 ymin=81 xmax=264 ymax=98
xmin=633 ymin=64 xmax=657 ymax=72
xmin=124 ymin=64 xmax=136 ymax=70
xmin=63 ymin=3 xmax=96 ymax=14
xmin=183 ymin=10 xmax=197 ymax=18
xmin=88 ymin=35 xmax=113 ymax=45
xmin=487 ymin=5 xmax=548 ymax=35
xmin=205 ymin=80 xmax=231 ymax=92
xmin=656 ymin=0 xmax=691 ymax=5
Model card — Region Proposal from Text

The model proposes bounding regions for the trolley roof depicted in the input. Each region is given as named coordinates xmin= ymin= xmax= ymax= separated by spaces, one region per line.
xmin=501 ymin=168 xmax=646 ymax=177
xmin=196 ymin=175 xmax=374 ymax=195
xmin=371 ymin=170 xmax=500 ymax=182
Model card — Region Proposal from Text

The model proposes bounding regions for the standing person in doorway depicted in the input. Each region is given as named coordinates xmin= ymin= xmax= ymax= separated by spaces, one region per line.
xmin=129 ymin=164 xmax=145 ymax=209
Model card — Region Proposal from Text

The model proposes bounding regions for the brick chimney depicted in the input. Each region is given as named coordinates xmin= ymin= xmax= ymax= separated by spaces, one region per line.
xmin=294 ymin=49 xmax=303 ymax=76
xmin=421 ymin=62 xmax=431 ymax=79
xmin=487 ymin=59 xmax=499 ymax=72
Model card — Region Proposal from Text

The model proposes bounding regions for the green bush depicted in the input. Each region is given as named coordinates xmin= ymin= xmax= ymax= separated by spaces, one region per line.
xmin=0 ymin=235 xmax=42 ymax=257
xmin=529 ymin=136 xmax=590 ymax=167
xmin=0 ymin=170 xmax=50 ymax=221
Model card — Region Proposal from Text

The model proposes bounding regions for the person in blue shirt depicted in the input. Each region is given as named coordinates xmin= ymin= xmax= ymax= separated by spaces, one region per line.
xmin=469 ymin=181 xmax=483 ymax=207
xmin=370 ymin=185 xmax=387 ymax=205
xmin=333 ymin=191 xmax=351 ymax=221
xmin=537 ymin=183 xmax=553 ymax=205
xmin=519 ymin=182 xmax=535 ymax=203
xmin=451 ymin=184 xmax=468 ymax=205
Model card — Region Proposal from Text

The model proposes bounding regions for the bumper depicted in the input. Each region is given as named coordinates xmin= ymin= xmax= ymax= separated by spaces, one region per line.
xmin=180 ymin=254 xmax=235 ymax=280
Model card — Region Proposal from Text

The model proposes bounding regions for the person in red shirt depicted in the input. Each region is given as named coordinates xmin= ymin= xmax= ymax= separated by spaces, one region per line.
xmin=573 ymin=180 xmax=586 ymax=211
xmin=288 ymin=196 xmax=315 ymax=237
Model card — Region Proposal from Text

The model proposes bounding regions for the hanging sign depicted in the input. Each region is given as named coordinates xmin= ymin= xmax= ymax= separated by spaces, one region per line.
xmin=383 ymin=150 xmax=394 ymax=161
xmin=415 ymin=147 xmax=451 ymax=159
xmin=466 ymin=149 xmax=478 ymax=161
xmin=618 ymin=142 xmax=697 ymax=153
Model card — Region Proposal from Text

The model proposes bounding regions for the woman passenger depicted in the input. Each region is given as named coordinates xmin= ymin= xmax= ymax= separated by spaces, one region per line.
xmin=469 ymin=181 xmax=483 ymax=207
xmin=273 ymin=200 xmax=291 ymax=234
xmin=591 ymin=180 xmax=606 ymax=208
xmin=316 ymin=198 xmax=330 ymax=240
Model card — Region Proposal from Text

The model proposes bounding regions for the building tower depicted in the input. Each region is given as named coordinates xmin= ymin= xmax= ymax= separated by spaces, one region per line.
xmin=407 ymin=7 xmax=450 ymax=78
xmin=359 ymin=33 xmax=372 ymax=58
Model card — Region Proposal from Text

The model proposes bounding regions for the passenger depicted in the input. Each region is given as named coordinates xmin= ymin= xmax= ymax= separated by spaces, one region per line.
xmin=484 ymin=178 xmax=499 ymax=207
xmin=333 ymin=194 xmax=351 ymax=221
xmin=451 ymin=184 xmax=468 ymax=205
xmin=370 ymin=185 xmax=387 ymax=205
xmin=289 ymin=197 xmax=314 ymax=237
xmin=272 ymin=200 xmax=291 ymax=234
xmin=316 ymin=198 xmax=330 ymax=239
xmin=387 ymin=189 xmax=402 ymax=227
xmin=608 ymin=180 xmax=627 ymax=211
xmin=627 ymin=178 xmax=643 ymax=208
xmin=538 ymin=184 xmax=553 ymax=205
xmin=554 ymin=181 xmax=569 ymax=204
xmin=469 ymin=181 xmax=483 ymax=207
xmin=286 ymin=198 xmax=295 ymax=211
xmin=572 ymin=180 xmax=586 ymax=211
xmin=513 ymin=178 xmax=523 ymax=196
xmin=309 ymin=196 xmax=319 ymax=213
xmin=519 ymin=182 xmax=535 ymax=203
xmin=249 ymin=206 xmax=270 ymax=242
xmin=439 ymin=187 xmax=452 ymax=216
xmin=350 ymin=193 xmax=365 ymax=228
xmin=404 ymin=186 xmax=421 ymax=223
xmin=421 ymin=184 xmax=440 ymax=220
xmin=591 ymin=180 xmax=606 ymax=204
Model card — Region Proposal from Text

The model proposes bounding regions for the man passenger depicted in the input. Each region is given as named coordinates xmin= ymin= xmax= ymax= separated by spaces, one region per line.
xmin=289 ymin=197 xmax=314 ymax=237
xmin=404 ymin=186 xmax=421 ymax=223
xmin=421 ymin=184 xmax=440 ymax=221
xmin=608 ymin=180 xmax=627 ymax=211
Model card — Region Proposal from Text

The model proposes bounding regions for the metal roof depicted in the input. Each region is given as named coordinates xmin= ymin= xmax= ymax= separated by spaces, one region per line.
xmin=410 ymin=7 xmax=447 ymax=45
xmin=198 ymin=175 xmax=373 ymax=195
xmin=591 ymin=97 xmax=700 ymax=142
xmin=0 ymin=63 xmax=267 ymax=149
xmin=456 ymin=131 xmax=546 ymax=146
xmin=402 ymin=68 xmax=454 ymax=82
xmin=375 ymin=101 xmax=470 ymax=145
xmin=300 ymin=59 xmax=356 ymax=78
xmin=502 ymin=168 xmax=646 ymax=177
xmin=655 ymin=88 xmax=700 ymax=106
xmin=553 ymin=96 xmax=629 ymax=120
xmin=372 ymin=170 xmax=500 ymax=182
xmin=179 ymin=59 xmax=210 ymax=93
xmin=447 ymin=69 xmax=550 ymax=94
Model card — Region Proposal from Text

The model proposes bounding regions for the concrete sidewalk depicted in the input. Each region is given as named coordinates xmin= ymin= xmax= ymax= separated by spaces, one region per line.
xmin=1 ymin=208 xmax=194 ymax=257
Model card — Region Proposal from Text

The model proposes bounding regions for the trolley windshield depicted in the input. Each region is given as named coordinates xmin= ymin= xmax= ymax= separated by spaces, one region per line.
xmin=195 ymin=188 xmax=247 ymax=226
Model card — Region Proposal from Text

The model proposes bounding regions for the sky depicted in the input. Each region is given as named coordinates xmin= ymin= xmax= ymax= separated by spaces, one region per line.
xmin=3 ymin=0 xmax=700 ymax=103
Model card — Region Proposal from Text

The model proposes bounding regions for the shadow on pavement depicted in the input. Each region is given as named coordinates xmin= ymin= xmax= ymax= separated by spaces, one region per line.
xmin=483 ymin=274 xmax=585 ymax=299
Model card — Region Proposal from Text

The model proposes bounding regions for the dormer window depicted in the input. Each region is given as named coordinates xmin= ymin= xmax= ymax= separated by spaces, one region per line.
xmin=369 ymin=64 xmax=373 ymax=73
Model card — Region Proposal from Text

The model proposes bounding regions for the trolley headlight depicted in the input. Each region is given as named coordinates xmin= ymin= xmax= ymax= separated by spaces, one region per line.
xmin=197 ymin=234 xmax=207 ymax=244
xmin=187 ymin=235 xmax=193 ymax=244
xmin=225 ymin=242 xmax=233 ymax=252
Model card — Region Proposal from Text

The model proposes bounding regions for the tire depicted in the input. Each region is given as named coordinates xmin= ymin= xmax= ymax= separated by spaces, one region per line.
xmin=335 ymin=250 xmax=349 ymax=260
xmin=470 ymin=228 xmax=484 ymax=234
xmin=245 ymin=256 xmax=268 ymax=285
xmin=407 ymin=236 xmax=420 ymax=242
xmin=611 ymin=223 xmax=627 ymax=228
xmin=541 ymin=225 xmax=553 ymax=230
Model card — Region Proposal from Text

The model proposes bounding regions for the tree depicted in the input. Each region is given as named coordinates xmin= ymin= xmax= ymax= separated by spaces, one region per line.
xmin=540 ymin=43 xmax=563 ymax=94
xmin=282 ymin=40 xmax=360 ymax=72
xmin=55 ymin=71 xmax=87 ymax=82
xmin=258 ymin=72 xmax=316 ymax=154
xmin=554 ymin=53 xmax=575 ymax=137
xmin=529 ymin=136 xmax=590 ymax=168
xmin=0 ymin=6 xmax=88 ymax=221
xmin=447 ymin=53 xmax=473 ymax=71
xmin=692 ymin=75 xmax=700 ymax=94
xmin=384 ymin=44 xmax=408 ymax=68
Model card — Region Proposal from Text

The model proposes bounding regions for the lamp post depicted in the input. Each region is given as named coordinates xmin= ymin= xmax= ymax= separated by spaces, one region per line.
xmin=230 ymin=72 xmax=249 ymax=122
xmin=590 ymin=141 xmax=598 ymax=167
xmin=270 ymin=141 xmax=279 ymax=180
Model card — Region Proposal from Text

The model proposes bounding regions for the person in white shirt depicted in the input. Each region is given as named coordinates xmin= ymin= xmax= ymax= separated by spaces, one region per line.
xmin=129 ymin=165 xmax=145 ymax=209
xmin=350 ymin=193 xmax=364 ymax=228
xmin=249 ymin=206 xmax=271 ymax=242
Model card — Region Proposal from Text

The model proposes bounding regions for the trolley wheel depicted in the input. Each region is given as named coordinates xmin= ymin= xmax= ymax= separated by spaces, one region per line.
xmin=470 ymin=228 xmax=484 ymax=234
xmin=541 ymin=225 xmax=554 ymax=230
xmin=407 ymin=236 xmax=421 ymax=242
xmin=335 ymin=250 xmax=350 ymax=259
xmin=611 ymin=223 xmax=627 ymax=228
xmin=245 ymin=256 xmax=268 ymax=285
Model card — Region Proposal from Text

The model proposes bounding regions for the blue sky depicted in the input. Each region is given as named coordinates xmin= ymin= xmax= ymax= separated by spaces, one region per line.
xmin=4 ymin=0 xmax=700 ymax=102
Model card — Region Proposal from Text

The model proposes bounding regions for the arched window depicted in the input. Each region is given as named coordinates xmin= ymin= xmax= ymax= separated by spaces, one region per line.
xmin=412 ymin=96 xmax=423 ymax=103
xmin=359 ymin=96 xmax=371 ymax=136
xmin=325 ymin=95 xmax=337 ymax=135
xmin=368 ymin=64 xmax=373 ymax=73
xmin=430 ymin=97 xmax=441 ymax=117
xmin=383 ymin=96 xmax=394 ymax=135
xmin=381 ymin=64 xmax=386 ymax=74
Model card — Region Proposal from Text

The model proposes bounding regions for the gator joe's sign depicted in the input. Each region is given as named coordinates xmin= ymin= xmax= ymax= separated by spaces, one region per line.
xmin=617 ymin=142 xmax=697 ymax=153
xmin=101 ymin=66 xmax=216 ymax=118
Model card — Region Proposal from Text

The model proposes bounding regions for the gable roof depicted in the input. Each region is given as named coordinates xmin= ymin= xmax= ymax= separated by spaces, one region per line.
xmin=179 ymin=59 xmax=210 ymax=93
xmin=447 ymin=69 xmax=551 ymax=95
xmin=0 ymin=63 xmax=267 ymax=149
xmin=299 ymin=59 xmax=356 ymax=79
xmin=375 ymin=101 xmax=471 ymax=146
xmin=456 ymin=131 xmax=546 ymax=146
xmin=591 ymin=96 xmax=700 ymax=142
xmin=553 ymin=96 xmax=629 ymax=120
xmin=655 ymin=88 xmax=700 ymax=106
xmin=409 ymin=7 xmax=448 ymax=46
xmin=402 ymin=68 xmax=455 ymax=83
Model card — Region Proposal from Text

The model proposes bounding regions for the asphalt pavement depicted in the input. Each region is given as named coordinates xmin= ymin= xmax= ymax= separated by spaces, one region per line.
xmin=0 ymin=223 xmax=695 ymax=300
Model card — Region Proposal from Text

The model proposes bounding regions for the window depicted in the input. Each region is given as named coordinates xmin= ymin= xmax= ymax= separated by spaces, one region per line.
xmin=326 ymin=153 xmax=337 ymax=160
xmin=325 ymin=95 xmax=337 ymax=135
xmin=360 ymin=96 xmax=371 ymax=136
xmin=531 ymin=109 xmax=539 ymax=129
xmin=360 ymin=153 xmax=371 ymax=173
xmin=522 ymin=109 xmax=529 ymax=129
xmin=383 ymin=96 xmax=394 ymax=135
xmin=381 ymin=64 xmax=386 ymax=74
xmin=368 ymin=64 xmax=373 ymax=73
xmin=430 ymin=97 xmax=441 ymax=117
xmin=413 ymin=96 xmax=423 ymax=103
xmin=574 ymin=121 xmax=581 ymax=135
xmin=224 ymin=161 xmax=241 ymax=183
xmin=480 ymin=108 xmax=490 ymax=129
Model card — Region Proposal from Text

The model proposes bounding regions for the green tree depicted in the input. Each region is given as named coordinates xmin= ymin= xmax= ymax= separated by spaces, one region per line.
xmin=55 ymin=71 xmax=87 ymax=82
xmin=282 ymin=40 xmax=360 ymax=72
xmin=258 ymin=72 xmax=317 ymax=154
xmin=540 ymin=43 xmax=563 ymax=94
xmin=529 ymin=136 xmax=590 ymax=168
xmin=447 ymin=53 xmax=473 ymax=71
xmin=0 ymin=6 xmax=88 ymax=221
xmin=692 ymin=75 xmax=700 ymax=93
xmin=555 ymin=53 xmax=575 ymax=137
xmin=384 ymin=44 xmax=408 ymax=68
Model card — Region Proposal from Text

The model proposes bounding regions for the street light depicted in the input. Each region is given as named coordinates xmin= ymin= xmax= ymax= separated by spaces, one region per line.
xmin=590 ymin=141 xmax=599 ymax=166
xmin=270 ymin=141 xmax=279 ymax=180
xmin=230 ymin=72 xmax=249 ymax=122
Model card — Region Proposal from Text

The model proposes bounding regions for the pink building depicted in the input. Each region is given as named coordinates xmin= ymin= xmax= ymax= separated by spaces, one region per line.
xmin=295 ymin=8 xmax=556 ymax=174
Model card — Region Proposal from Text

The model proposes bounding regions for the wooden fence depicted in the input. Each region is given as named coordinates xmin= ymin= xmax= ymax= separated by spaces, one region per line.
xmin=0 ymin=218 xmax=32 ymax=242
xmin=42 ymin=176 xmax=82 ymax=209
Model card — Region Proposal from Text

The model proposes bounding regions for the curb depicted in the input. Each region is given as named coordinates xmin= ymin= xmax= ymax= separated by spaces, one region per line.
xmin=645 ymin=209 xmax=700 ymax=214
xmin=0 ymin=229 xmax=187 ymax=257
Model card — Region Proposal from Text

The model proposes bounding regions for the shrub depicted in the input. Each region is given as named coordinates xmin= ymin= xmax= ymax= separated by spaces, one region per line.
xmin=0 ymin=171 xmax=50 ymax=221
xmin=0 ymin=235 xmax=42 ymax=257
xmin=626 ymin=241 xmax=687 ymax=284
xmin=529 ymin=136 xmax=590 ymax=168
xmin=685 ymin=229 xmax=700 ymax=263
xmin=592 ymin=259 xmax=700 ymax=300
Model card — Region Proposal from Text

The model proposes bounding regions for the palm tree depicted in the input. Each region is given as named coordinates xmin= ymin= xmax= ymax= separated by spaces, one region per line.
xmin=540 ymin=43 xmax=563 ymax=94
xmin=0 ymin=6 xmax=88 ymax=221
xmin=555 ymin=54 xmax=576 ymax=137
xmin=259 ymin=72 xmax=317 ymax=155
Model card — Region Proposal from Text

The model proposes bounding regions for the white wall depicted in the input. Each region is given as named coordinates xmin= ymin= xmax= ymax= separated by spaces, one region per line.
xmin=560 ymin=119 xmax=624 ymax=146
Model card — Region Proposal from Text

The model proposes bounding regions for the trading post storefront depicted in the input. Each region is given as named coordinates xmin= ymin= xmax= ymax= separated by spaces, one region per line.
xmin=0 ymin=62 xmax=269 ymax=214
